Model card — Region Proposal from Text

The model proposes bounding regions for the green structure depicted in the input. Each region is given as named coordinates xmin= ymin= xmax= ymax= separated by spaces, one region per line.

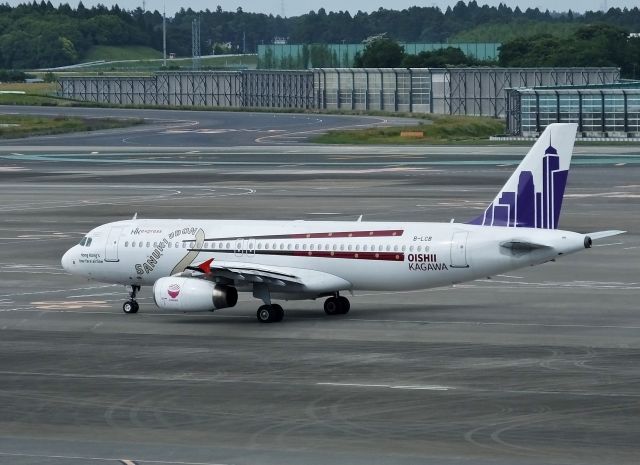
xmin=506 ymin=82 xmax=640 ymax=137
xmin=258 ymin=43 xmax=500 ymax=69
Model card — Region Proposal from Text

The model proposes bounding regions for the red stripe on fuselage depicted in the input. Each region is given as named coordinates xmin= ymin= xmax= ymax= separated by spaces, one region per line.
xmin=200 ymin=229 xmax=404 ymax=242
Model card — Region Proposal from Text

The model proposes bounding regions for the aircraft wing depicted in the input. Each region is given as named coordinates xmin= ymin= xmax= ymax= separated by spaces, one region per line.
xmin=179 ymin=258 xmax=351 ymax=293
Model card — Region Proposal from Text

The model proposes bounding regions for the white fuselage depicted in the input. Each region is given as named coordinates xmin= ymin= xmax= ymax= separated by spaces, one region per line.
xmin=62 ymin=219 xmax=588 ymax=298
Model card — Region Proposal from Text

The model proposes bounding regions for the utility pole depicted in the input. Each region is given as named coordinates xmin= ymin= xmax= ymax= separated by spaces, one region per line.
xmin=192 ymin=17 xmax=201 ymax=70
xmin=243 ymin=31 xmax=246 ymax=54
xmin=162 ymin=0 xmax=167 ymax=67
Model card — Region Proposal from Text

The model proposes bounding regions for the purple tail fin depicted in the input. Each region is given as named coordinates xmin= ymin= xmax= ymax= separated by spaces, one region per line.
xmin=468 ymin=123 xmax=577 ymax=229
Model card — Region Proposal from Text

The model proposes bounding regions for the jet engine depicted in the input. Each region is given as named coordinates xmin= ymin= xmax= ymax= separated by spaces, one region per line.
xmin=153 ymin=277 xmax=238 ymax=311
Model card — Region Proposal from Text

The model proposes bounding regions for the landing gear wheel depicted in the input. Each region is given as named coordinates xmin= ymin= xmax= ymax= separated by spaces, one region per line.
xmin=324 ymin=296 xmax=350 ymax=315
xmin=257 ymin=304 xmax=284 ymax=323
xmin=123 ymin=300 xmax=139 ymax=314
xmin=337 ymin=296 xmax=350 ymax=314
xmin=324 ymin=297 xmax=340 ymax=315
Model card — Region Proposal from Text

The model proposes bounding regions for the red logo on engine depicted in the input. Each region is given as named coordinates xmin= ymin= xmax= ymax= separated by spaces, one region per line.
xmin=167 ymin=283 xmax=180 ymax=299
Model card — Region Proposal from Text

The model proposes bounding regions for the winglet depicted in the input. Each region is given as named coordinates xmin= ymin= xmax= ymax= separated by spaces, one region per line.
xmin=197 ymin=258 xmax=214 ymax=274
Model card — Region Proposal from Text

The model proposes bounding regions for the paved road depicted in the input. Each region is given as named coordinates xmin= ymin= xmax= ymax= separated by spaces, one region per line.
xmin=0 ymin=109 xmax=638 ymax=465
xmin=1 ymin=105 xmax=414 ymax=147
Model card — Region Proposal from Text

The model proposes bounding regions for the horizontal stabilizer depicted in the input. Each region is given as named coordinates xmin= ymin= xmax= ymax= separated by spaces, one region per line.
xmin=500 ymin=240 xmax=551 ymax=251
xmin=587 ymin=230 xmax=626 ymax=240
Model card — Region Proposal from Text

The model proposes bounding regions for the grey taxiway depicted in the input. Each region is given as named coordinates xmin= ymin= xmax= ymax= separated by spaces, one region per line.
xmin=0 ymin=107 xmax=638 ymax=465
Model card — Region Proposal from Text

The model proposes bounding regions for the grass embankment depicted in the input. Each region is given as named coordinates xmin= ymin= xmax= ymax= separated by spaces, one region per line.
xmin=0 ymin=82 xmax=72 ymax=106
xmin=66 ymin=53 xmax=258 ymax=72
xmin=312 ymin=115 xmax=505 ymax=144
xmin=83 ymin=45 xmax=163 ymax=61
xmin=0 ymin=114 xmax=143 ymax=139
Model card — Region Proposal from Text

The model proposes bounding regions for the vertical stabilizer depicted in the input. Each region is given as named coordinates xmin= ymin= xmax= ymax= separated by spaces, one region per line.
xmin=468 ymin=123 xmax=577 ymax=229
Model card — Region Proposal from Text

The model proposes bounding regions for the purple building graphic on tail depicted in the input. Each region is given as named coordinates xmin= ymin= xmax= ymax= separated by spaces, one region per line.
xmin=469 ymin=144 xmax=568 ymax=229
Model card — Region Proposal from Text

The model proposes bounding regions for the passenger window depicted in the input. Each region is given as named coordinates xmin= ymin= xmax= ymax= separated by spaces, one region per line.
xmin=333 ymin=244 xmax=337 ymax=251
xmin=280 ymin=243 xmax=284 ymax=250
xmin=302 ymin=244 xmax=307 ymax=250
xmin=125 ymin=241 xmax=129 ymax=247
xmin=139 ymin=242 xmax=143 ymax=248
xmin=394 ymin=245 xmax=398 ymax=252
xmin=401 ymin=245 xmax=406 ymax=252
xmin=132 ymin=242 xmax=136 ymax=248
xmin=153 ymin=242 xmax=157 ymax=247
xmin=295 ymin=244 xmax=299 ymax=250
xmin=348 ymin=245 xmax=352 ymax=251
xmin=340 ymin=244 xmax=345 ymax=251
xmin=287 ymin=243 xmax=291 ymax=250
xmin=146 ymin=242 xmax=150 ymax=248
xmin=310 ymin=244 xmax=314 ymax=251
xmin=417 ymin=246 xmax=422 ymax=252
xmin=265 ymin=243 xmax=269 ymax=250
xmin=386 ymin=245 xmax=391 ymax=252
xmin=167 ymin=242 xmax=171 ymax=248
xmin=355 ymin=245 xmax=360 ymax=251
xmin=257 ymin=243 xmax=262 ymax=249
xmin=410 ymin=246 xmax=414 ymax=252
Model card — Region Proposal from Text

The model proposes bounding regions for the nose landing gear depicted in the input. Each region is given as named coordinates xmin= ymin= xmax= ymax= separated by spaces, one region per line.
xmin=123 ymin=285 xmax=140 ymax=314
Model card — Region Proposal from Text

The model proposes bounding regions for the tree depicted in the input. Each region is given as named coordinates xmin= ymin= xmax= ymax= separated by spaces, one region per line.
xmin=402 ymin=47 xmax=472 ymax=67
xmin=354 ymin=37 xmax=405 ymax=67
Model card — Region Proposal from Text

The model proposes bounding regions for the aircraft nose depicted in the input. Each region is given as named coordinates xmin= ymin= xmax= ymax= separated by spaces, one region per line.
xmin=61 ymin=248 xmax=74 ymax=272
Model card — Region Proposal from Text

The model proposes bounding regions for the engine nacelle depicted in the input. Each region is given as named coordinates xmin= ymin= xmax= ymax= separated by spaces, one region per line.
xmin=153 ymin=277 xmax=238 ymax=311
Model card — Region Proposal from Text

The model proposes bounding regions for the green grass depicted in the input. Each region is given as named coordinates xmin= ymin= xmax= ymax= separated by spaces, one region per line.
xmin=83 ymin=45 xmax=163 ymax=61
xmin=312 ymin=115 xmax=506 ymax=145
xmin=0 ymin=114 xmax=143 ymax=139
xmin=68 ymin=54 xmax=258 ymax=72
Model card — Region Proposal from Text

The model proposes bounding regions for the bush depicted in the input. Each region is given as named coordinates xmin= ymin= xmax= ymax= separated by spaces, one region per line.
xmin=0 ymin=69 xmax=27 ymax=82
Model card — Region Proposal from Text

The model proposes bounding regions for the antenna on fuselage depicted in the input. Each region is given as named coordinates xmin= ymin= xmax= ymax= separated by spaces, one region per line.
xmin=357 ymin=215 xmax=363 ymax=222
xmin=132 ymin=212 xmax=138 ymax=220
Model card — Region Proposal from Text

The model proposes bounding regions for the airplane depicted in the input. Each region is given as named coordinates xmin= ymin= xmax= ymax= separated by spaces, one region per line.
xmin=61 ymin=123 xmax=624 ymax=323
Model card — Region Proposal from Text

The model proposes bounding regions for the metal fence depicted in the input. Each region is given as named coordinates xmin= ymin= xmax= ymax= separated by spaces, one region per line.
xmin=258 ymin=43 xmax=501 ymax=69
xmin=58 ymin=67 xmax=620 ymax=117
xmin=58 ymin=71 xmax=314 ymax=109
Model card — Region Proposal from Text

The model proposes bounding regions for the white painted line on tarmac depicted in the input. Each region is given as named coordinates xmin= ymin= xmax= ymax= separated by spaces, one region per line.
xmin=317 ymin=382 xmax=451 ymax=391
xmin=0 ymin=451 xmax=229 ymax=465
xmin=593 ymin=242 xmax=623 ymax=247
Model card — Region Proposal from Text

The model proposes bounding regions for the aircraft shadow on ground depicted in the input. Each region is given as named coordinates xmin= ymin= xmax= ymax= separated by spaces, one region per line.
xmin=164 ymin=302 xmax=488 ymax=325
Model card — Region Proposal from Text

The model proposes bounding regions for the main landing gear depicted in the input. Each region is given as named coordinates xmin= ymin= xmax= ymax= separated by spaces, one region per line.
xmin=324 ymin=295 xmax=350 ymax=315
xmin=257 ymin=304 xmax=284 ymax=323
xmin=123 ymin=285 xmax=140 ymax=314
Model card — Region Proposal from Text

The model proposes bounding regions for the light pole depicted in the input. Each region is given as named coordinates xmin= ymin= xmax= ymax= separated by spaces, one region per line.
xmin=163 ymin=0 xmax=167 ymax=67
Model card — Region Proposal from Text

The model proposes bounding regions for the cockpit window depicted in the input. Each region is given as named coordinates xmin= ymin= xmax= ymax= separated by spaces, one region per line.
xmin=79 ymin=237 xmax=87 ymax=246
xmin=78 ymin=236 xmax=92 ymax=247
xmin=86 ymin=238 xmax=92 ymax=246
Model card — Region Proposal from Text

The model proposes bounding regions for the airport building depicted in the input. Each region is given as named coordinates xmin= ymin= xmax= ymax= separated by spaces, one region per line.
xmin=506 ymin=82 xmax=640 ymax=137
